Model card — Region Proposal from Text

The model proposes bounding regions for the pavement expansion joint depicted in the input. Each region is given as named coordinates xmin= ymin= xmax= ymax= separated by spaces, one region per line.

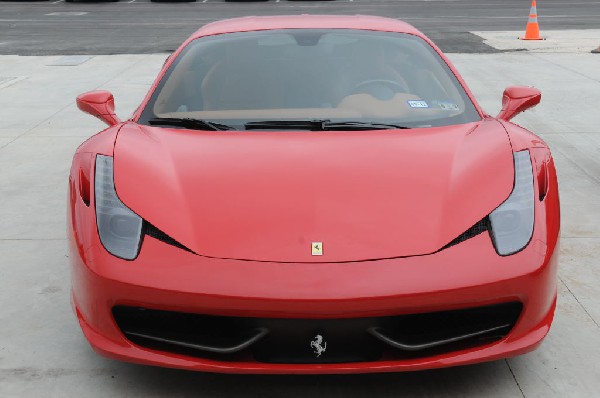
xmin=46 ymin=56 xmax=93 ymax=66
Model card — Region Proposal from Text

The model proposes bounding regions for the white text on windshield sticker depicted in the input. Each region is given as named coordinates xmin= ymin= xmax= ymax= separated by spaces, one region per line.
xmin=407 ymin=100 xmax=429 ymax=108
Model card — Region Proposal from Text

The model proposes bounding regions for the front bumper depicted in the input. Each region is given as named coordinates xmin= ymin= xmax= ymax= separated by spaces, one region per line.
xmin=69 ymin=223 xmax=558 ymax=373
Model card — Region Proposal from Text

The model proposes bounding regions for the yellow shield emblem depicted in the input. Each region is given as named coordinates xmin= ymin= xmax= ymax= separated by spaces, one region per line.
xmin=311 ymin=242 xmax=323 ymax=256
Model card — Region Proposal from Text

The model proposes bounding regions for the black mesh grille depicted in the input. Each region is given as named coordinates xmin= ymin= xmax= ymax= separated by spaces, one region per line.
xmin=443 ymin=217 xmax=490 ymax=250
xmin=113 ymin=302 xmax=522 ymax=364
xmin=144 ymin=222 xmax=193 ymax=253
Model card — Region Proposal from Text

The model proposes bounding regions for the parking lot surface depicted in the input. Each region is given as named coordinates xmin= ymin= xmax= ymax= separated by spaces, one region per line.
xmin=1 ymin=0 xmax=600 ymax=54
xmin=2 ymin=0 xmax=600 ymax=394
xmin=1 ymin=40 xmax=600 ymax=396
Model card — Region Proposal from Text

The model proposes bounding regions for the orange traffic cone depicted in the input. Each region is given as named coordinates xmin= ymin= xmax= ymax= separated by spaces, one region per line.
xmin=521 ymin=0 xmax=544 ymax=40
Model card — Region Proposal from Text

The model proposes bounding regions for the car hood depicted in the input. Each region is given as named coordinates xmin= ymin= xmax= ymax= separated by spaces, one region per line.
xmin=113 ymin=119 xmax=514 ymax=262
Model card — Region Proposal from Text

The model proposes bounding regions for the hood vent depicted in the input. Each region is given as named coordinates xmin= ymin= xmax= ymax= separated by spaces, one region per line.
xmin=145 ymin=222 xmax=194 ymax=253
xmin=442 ymin=217 xmax=490 ymax=251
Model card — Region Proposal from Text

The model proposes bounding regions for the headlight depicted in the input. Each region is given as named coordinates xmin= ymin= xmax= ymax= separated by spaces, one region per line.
xmin=489 ymin=150 xmax=535 ymax=255
xmin=95 ymin=155 xmax=143 ymax=260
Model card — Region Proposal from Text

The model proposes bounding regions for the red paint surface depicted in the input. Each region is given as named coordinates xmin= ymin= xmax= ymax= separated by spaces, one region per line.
xmin=77 ymin=90 xmax=121 ymax=127
xmin=497 ymin=86 xmax=542 ymax=121
xmin=113 ymin=118 xmax=512 ymax=262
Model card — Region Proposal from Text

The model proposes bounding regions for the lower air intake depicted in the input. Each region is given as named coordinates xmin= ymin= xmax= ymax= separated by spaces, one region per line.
xmin=113 ymin=302 xmax=522 ymax=364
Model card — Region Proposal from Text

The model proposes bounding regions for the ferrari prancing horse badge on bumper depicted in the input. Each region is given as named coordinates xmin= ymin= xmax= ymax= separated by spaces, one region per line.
xmin=310 ymin=334 xmax=327 ymax=357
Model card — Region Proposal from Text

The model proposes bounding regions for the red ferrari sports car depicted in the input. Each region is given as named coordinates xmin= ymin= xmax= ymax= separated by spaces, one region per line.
xmin=68 ymin=15 xmax=560 ymax=374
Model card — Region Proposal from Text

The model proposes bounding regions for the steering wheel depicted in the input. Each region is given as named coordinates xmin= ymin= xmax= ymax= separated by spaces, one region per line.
xmin=348 ymin=79 xmax=409 ymax=100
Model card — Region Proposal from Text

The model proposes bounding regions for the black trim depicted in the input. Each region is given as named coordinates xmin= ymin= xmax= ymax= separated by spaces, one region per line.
xmin=144 ymin=222 xmax=194 ymax=253
xmin=442 ymin=217 xmax=490 ymax=250
xmin=368 ymin=323 xmax=511 ymax=351
xmin=125 ymin=328 xmax=269 ymax=354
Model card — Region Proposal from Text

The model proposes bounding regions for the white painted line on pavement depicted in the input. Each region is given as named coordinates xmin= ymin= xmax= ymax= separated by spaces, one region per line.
xmin=0 ymin=76 xmax=27 ymax=90
xmin=401 ymin=15 xmax=600 ymax=20
xmin=46 ymin=12 xmax=88 ymax=16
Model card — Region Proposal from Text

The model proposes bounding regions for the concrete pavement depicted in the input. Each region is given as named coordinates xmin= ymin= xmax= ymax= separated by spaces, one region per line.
xmin=1 ymin=43 xmax=600 ymax=396
xmin=473 ymin=30 xmax=600 ymax=54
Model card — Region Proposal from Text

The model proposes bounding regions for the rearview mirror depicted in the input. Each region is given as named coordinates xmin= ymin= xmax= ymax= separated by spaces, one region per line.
xmin=496 ymin=86 xmax=541 ymax=121
xmin=76 ymin=90 xmax=122 ymax=127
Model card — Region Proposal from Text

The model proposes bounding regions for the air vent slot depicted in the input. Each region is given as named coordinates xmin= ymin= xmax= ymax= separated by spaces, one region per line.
xmin=443 ymin=217 xmax=490 ymax=250
xmin=144 ymin=222 xmax=193 ymax=253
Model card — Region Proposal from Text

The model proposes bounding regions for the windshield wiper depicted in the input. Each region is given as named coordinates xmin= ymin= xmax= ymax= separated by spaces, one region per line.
xmin=244 ymin=120 xmax=411 ymax=131
xmin=244 ymin=120 xmax=328 ymax=131
xmin=321 ymin=121 xmax=412 ymax=130
xmin=148 ymin=117 xmax=233 ymax=131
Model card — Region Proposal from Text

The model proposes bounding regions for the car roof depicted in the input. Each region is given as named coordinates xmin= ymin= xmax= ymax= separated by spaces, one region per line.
xmin=191 ymin=15 xmax=424 ymax=40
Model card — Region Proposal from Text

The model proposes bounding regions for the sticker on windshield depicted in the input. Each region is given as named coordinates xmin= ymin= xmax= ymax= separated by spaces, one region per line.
xmin=407 ymin=100 xmax=429 ymax=108
xmin=432 ymin=100 xmax=460 ymax=111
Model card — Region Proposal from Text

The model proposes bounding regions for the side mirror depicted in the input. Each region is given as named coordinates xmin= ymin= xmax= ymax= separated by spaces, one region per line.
xmin=496 ymin=86 xmax=541 ymax=121
xmin=76 ymin=90 xmax=122 ymax=127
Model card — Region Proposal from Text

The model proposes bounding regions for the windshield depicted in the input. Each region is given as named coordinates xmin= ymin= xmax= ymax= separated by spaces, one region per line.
xmin=139 ymin=29 xmax=481 ymax=129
